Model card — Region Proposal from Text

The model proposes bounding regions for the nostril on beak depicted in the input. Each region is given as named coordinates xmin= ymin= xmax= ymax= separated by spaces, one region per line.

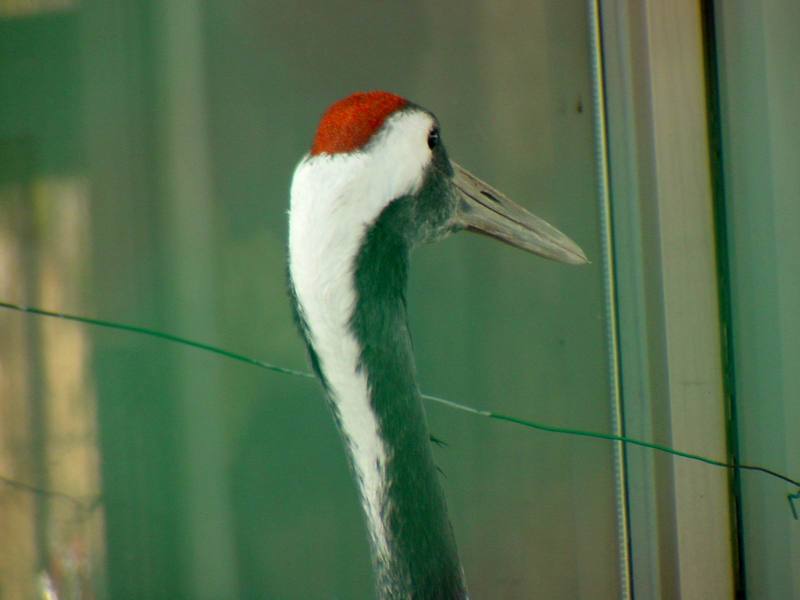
xmin=480 ymin=190 xmax=501 ymax=204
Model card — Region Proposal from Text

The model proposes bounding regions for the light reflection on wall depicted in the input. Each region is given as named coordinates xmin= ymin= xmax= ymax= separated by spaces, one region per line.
xmin=0 ymin=177 xmax=105 ymax=599
xmin=0 ymin=0 xmax=76 ymax=19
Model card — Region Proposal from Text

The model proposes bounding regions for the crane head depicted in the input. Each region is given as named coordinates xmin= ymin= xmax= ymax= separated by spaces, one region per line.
xmin=290 ymin=90 xmax=588 ymax=265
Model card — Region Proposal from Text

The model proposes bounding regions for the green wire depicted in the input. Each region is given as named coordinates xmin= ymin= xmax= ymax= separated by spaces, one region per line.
xmin=2 ymin=299 xmax=798 ymax=490
xmin=0 ymin=300 xmax=314 ymax=379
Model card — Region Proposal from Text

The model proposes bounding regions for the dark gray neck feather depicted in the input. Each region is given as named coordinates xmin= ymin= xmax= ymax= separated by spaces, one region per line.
xmin=349 ymin=198 xmax=467 ymax=599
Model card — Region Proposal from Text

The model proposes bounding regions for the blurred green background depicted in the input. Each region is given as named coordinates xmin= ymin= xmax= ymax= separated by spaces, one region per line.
xmin=714 ymin=2 xmax=800 ymax=597
xmin=2 ymin=1 xmax=798 ymax=599
xmin=0 ymin=1 xmax=621 ymax=598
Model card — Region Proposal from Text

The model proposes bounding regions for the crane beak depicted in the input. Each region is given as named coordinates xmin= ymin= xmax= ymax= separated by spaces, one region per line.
xmin=450 ymin=162 xmax=588 ymax=265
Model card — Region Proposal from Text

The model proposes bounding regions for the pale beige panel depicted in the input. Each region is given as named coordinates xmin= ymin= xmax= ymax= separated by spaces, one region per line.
xmin=644 ymin=1 xmax=733 ymax=598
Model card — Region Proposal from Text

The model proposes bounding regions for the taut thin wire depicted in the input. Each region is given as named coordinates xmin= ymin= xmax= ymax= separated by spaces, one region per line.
xmin=2 ymin=300 xmax=799 ymax=493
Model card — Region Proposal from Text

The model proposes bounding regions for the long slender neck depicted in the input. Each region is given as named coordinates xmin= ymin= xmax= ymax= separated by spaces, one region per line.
xmin=290 ymin=199 xmax=466 ymax=599
xmin=350 ymin=206 xmax=466 ymax=599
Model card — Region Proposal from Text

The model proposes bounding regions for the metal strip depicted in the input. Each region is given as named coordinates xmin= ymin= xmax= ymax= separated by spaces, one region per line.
xmin=587 ymin=1 xmax=632 ymax=597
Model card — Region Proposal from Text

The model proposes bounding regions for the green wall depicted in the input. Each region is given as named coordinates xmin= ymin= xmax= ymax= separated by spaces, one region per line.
xmin=1 ymin=2 xmax=622 ymax=598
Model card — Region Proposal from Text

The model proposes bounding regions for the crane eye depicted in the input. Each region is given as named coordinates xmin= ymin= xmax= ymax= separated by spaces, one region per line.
xmin=427 ymin=127 xmax=440 ymax=150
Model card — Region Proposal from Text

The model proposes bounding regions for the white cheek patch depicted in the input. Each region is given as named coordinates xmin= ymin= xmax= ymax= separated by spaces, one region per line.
xmin=368 ymin=110 xmax=434 ymax=199
xmin=286 ymin=108 xmax=434 ymax=563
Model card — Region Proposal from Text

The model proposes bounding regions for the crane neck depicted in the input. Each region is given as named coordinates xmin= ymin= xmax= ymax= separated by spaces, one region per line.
xmin=290 ymin=196 xmax=467 ymax=599
xmin=350 ymin=198 xmax=466 ymax=598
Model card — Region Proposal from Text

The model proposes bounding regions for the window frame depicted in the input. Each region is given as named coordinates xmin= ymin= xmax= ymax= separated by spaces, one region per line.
xmin=596 ymin=0 xmax=736 ymax=597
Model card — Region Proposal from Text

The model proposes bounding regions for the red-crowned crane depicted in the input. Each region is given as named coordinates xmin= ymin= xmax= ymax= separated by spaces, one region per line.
xmin=288 ymin=91 xmax=587 ymax=599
